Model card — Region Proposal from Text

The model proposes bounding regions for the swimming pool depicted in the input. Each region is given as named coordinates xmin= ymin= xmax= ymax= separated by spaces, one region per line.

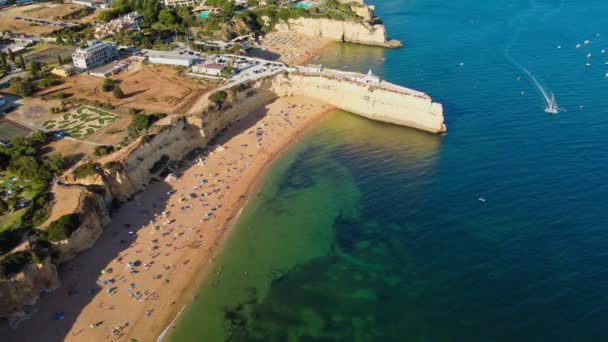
xmin=198 ymin=12 xmax=209 ymax=18
xmin=294 ymin=3 xmax=309 ymax=9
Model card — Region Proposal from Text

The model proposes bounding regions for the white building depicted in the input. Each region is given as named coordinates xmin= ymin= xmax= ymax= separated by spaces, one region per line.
xmin=95 ymin=11 xmax=141 ymax=38
xmin=300 ymin=64 xmax=322 ymax=73
xmin=192 ymin=63 xmax=226 ymax=76
xmin=163 ymin=0 xmax=198 ymax=7
xmin=72 ymin=41 xmax=119 ymax=71
xmin=355 ymin=68 xmax=381 ymax=85
xmin=72 ymin=0 xmax=112 ymax=7
xmin=148 ymin=54 xmax=196 ymax=67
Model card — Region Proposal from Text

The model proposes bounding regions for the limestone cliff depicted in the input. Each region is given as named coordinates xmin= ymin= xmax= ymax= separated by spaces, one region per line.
xmin=253 ymin=71 xmax=445 ymax=133
xmin=274 ymin=18 xmax=402 ymax=48
xmin=52 ymin=189 xmax=111 ymax=263
xmin=0 ymin=257 xmax=59 ymax=321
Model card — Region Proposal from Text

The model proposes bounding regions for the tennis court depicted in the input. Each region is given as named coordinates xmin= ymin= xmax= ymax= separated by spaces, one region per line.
xmin=0 ymin=119 xmax=31 ymax=140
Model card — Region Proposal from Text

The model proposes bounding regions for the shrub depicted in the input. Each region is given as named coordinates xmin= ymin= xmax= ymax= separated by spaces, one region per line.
xmin=73 ymin=162 xmax=99 ymax=179
xmin=209 ymin=90 xmax=228 ymax=108
xmin=103 ymin=161 xmax=117 ymax=170
xmin=126 ymin=113 xmax=166 ymax=137
xmin=0 ymin=198 xmax=8 ymax=215
xmin=113 ymin=85 xmax=125 ymax=99
xmin=94 ymin=145 xmax=114 ymax=157
xmin=44 ymin=213 xmax=80 ymax=242
xmin=8 ymin=77 xmax=36 ymax=97
xmin=0 ymin=251 xmax=31 ymax=279
xmin=0 ymin=228 xmax=27 ymax=256
xmin=36 ymin=78 xmax=61 ymax=88
xmin=102 ymin=78 xmax=115 ymax=92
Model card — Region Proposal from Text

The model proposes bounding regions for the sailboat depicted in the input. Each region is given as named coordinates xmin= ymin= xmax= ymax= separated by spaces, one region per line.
xmin=544 ymin=94 xmax=561 ymax=114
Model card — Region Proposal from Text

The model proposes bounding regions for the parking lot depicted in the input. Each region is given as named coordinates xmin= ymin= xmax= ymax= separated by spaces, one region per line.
xmin=24 ymin=46 xmax=75 ymax=65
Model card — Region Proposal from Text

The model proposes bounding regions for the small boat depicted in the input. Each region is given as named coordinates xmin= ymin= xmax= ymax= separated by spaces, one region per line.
xmin=576 ymin=44 xmax=582 ymax=48
xmin=601 ymin=49 xmax=606 ymax=54
xmin=557 ymin=45 xmax=562 ymax=49
xmin=587 ymin=53 xmax=592 ymax=58
xmin=585 ymin=62 xmax=591 ymax=67
xmin=478 ymin=198 xmax=486 ymax=202
xmin=584 ymin=40 xmax=590 ymax=45
xmin=545 ymin=94 xmax=561 ymax=114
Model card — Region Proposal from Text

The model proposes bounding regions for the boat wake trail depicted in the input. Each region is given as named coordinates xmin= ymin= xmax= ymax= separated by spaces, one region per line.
xmin=504 ymin=1 xmax=562 ymax=114
xmin=508 ymin=54 xmax=560 ymax=113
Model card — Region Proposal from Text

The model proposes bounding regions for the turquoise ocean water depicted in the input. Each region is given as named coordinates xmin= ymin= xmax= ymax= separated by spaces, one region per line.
xmin=170 ymin=0 xmax=608 ymax=340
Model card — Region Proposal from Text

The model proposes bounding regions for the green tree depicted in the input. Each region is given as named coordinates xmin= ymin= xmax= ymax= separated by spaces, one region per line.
xmin=126 ymin=113 xmax=165 ymax=137
xmin=30 ymin=131 xmax=48 ymax=145
xmin=0 ymin=251 xmax=32 ymax=279
xmin=8 ymin=156 xmax=52 ymax=181
xmin=73 ymin=162 xmax=99 ymax=179
xmin=209 ymin=90 xmax=228 ymax=108
xmin=113 ymin=85 xmax=125 ymax=99
xmin=56 ymin=34 xmax=63 ymax=44
xmin=29 ymin=61 xmax=42 ymax=77
xmin=57 ymin=55 xmax=63 ymax=66
xmin=158 ymin=9 xmax=176 ymax=26
xmin=94 ymin=145 xmax=114 ymax=157
xmin=8 ymin=77 xmax=35 ymax=97
xmin=102 ymin=78 xmax=115 ymax=92
xmin=0 ymin=52 xmax=6 ymax=66
xmin=0 ymin=198 xmax=8 ymax=215
xmin=7 ymin=49 xmax=14 ymax=62
xmin=18 ymin=55 xmax=25 ymax=70
xmin=44 ymin=214 xmax=81 ymax=242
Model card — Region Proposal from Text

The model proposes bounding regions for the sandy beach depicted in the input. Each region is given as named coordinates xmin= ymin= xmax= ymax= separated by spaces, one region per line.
xmin=251 ymin=32 xmax=333 ymax=66
xmin=2 ymin=96 xmax=334 ymax=342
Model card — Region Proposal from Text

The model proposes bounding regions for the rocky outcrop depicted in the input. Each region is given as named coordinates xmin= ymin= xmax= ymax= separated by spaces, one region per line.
xmin=248 ymin=71 xmax=445 ymax=133
xmin=52 ymin=190 xmax=111 ymax=263
xmin=0 ymin=257 xmax=59 ymax=321
xmin=274 ymin=18 xmax=402 ymax=48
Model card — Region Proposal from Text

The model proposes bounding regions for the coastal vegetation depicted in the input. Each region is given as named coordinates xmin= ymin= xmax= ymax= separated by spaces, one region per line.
xmin=209 ymin=90 xmax=228 ymax=109
xmin=0 ymin=250 xmax=31 ymax=279
xmin=73 ymin=162 xmax=99 ymax=179
xmin=42 ymin=213 xmax=81 ymax=242
xmin=127 ymin=113 xmax=166 ymax=138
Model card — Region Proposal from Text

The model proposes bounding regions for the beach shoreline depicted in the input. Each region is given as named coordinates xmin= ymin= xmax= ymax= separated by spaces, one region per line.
xmin=149 ymin=101 xmax=334 ymax=342
xmin=1 ymin=95 xmax=334 ymax=342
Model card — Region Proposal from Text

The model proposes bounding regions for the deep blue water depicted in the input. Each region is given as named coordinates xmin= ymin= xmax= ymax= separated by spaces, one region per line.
xmin=171 ymin=0 xmax=608 ymax=340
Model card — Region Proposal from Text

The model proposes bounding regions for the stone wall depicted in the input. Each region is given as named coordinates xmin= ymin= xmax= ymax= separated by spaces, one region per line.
xmin=254 ymin=72 xmax=445 ymax=133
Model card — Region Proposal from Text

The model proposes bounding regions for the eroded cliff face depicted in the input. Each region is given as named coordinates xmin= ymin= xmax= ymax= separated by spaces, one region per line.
xmin=251 ymin=72 xmax=445 ymax=133
xmin=68 ymin=86 xmax=279 ymax=204
xmin=0 ymin=257 xmax=59 ymax=321
xmin=53 ymin=189 xmax=112 ymax=263
xmin=274 ymin=18 xmax=401 ymax=48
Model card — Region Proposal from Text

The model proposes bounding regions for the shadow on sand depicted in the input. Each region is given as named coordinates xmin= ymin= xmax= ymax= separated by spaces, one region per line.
xmin=0 ymin=100 xmax=275 ymax=342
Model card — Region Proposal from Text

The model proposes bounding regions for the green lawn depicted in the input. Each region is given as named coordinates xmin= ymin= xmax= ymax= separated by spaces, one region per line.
xmin=0 ymin=172 xmax=44 ymax=232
